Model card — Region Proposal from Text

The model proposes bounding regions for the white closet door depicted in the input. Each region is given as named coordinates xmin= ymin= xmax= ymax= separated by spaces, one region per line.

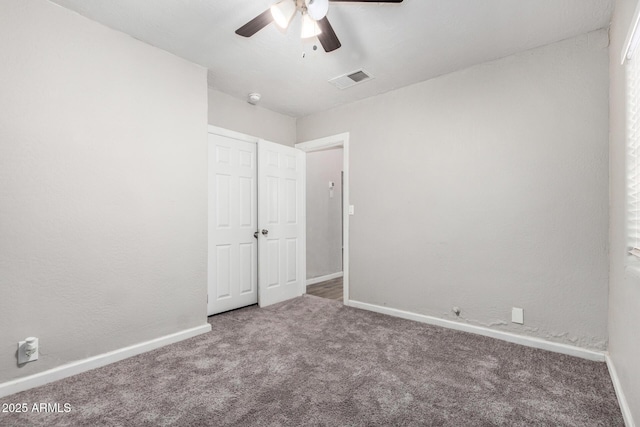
xmin=208 ymin=133 xmax=258 ymax=315
xmin=257 ymin=139 xmax=306 ymax=307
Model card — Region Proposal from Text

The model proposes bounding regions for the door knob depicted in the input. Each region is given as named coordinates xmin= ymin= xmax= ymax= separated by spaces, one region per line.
xmin=253 ymin=231 xmax=259 ymax=239
xmin=261 ymin=229 xmax=269 ymax=236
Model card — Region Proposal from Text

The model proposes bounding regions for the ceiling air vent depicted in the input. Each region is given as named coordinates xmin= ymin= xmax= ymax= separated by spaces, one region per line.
xmin=329 ymin=69 xmax=373 ymax=90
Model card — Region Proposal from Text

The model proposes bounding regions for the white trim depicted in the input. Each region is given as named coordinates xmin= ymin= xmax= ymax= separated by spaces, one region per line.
xmin=346 ymin=300 xmax=605 ymax=362
xmin=207 ymin=125 xmax=259 ymax=144
xmin=343 ymin=137 xmax=349 ymax=303
xmin=299 ymin=151 xmax=308 ymax=297
xmin=0 ymin=324 xmax=211 ymax=399
xmin=606 ymin=355 xmax=637 ymax=427
xmin=296 ymin=133 xmax=350 ymax=303
xmin=295 ymin=132 xmax=349 ymax=152
xmin=306 ymin=271 xmax=344 ymax=286
xmin=622 ymin=0 xmax=640 ymax=64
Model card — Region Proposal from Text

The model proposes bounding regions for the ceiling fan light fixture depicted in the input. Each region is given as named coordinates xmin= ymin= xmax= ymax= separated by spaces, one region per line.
xmin=300 ymin=13 xmax=322 ymax=39
xmin=270 ymin=0 xmax=296 ymax=29
xmin=306 ymin=0 xmax=329 ymax=21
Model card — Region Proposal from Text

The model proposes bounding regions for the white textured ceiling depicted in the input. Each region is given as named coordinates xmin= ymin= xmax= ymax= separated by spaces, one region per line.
xmin=49 ymin=0 xmax=612 ymax=117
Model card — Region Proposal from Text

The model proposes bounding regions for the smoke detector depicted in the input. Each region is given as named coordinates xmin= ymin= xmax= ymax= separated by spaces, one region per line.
xmin=247 ymin=92 xmax=261 ymax=105
xmin=329 ymin=69 xmax=373 ymax=90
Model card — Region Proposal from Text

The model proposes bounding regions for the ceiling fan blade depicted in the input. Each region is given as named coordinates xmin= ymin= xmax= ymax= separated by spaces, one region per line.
xmin=235 ymin=9 xmax=273 ymax=37
xmin=317 ymin=17 xmax=341 ymax=52
xmin=329 ymin=0 xmax=403 ymax=2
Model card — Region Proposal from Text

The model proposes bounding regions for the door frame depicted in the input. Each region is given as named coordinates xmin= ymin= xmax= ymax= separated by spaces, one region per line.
xmin=208 ymin=125 xmax=260 ymax=144
xmin=295 ymin=133 xmax=350 ymax=304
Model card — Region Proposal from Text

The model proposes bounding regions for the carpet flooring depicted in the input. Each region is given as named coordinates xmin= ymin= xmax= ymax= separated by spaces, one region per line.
xmin=0 ymin=295 xmax=623 ymax=426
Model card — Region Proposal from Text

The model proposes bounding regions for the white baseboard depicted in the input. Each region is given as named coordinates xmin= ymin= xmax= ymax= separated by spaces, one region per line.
xmin=0 ymin=323 xmax=212 ymax=399
xmin=306 ymin=272 xmax=343 ymax=286
xmin=346 ymin=299 xmax=605 ymax=362
xmin=606 ymin=354 xmax=637 ymax=427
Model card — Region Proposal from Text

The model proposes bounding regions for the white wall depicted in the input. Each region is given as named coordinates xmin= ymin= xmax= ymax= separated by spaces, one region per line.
xmin=609 ymin=0 xmax=640 ymax=422
xmin=306 ymin=148 xmax=343 ymax=279
xmin=298 ymin=30 xmax=610 ymax=351
xmin=0 ymin=0 xmax=208 ymax=383
xmin=208 ymin=88 xmax=296 ymax=147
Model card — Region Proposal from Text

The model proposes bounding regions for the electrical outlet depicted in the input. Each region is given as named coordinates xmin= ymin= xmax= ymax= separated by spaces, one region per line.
xmin=512 ymin=307 xmax=524 ymax=324
xmin=18 ymin=337 xmax=38 ymax=364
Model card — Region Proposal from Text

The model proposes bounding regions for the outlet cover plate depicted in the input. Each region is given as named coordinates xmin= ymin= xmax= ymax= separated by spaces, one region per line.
xmin=512 ymin=307 xmax=524 ymax=324
xmin=17 ymin=338 xmax=39 ymax=364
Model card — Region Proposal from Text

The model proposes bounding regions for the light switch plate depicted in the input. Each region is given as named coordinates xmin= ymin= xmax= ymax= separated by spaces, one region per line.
xmin=512 ymin=307 xmax=524 ymax=324
xmin=349 ymin=205 xmax=355 ymax=215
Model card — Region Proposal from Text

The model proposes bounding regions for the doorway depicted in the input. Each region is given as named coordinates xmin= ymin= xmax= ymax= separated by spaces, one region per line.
xmin=296 ymin=133 xmax=350 ymax=304
xmin=304 ymin=147 xmax=344 ymax=301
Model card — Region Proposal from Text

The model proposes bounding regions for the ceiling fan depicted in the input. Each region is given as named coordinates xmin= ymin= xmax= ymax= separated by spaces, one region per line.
xmin=235 ymin=0 xmax=403 ymax=53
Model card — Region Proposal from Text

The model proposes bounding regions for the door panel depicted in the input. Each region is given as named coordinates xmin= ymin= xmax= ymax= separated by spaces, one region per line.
xmin=286 ymin=238 xmax=297 ymax=282
xmin=258 ymin=140 xmax=305 ymax=307
xmin=208 ymin=134 xmax=258 ymax=315
xmin=216 ymin=245 xmax=231 ymax=298
xmin=239 ymin=243 xmax=253 ymax=294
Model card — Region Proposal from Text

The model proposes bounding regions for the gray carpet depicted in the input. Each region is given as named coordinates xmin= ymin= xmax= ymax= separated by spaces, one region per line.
xmin=0 ymin=295 xmax=623 ymax=426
